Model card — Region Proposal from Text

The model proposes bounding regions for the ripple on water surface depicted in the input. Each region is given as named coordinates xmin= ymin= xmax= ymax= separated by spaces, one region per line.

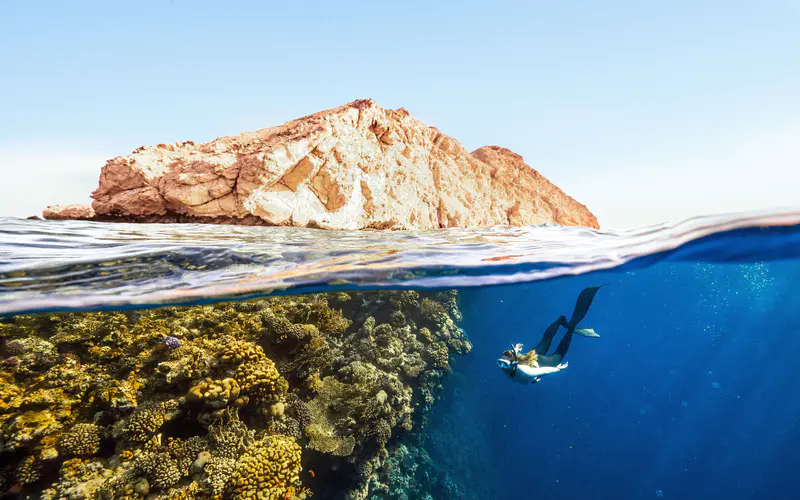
xmin=0 ymin=208 xmax=799 ymax=315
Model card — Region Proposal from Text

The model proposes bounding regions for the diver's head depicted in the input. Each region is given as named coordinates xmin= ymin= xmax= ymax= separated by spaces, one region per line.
xmin=497 ymin=351 xmax=515 ymax=376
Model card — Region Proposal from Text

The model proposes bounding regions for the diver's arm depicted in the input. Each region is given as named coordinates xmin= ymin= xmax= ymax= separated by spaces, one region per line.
xmin=516 ymin=362 xmax=567 ymax=378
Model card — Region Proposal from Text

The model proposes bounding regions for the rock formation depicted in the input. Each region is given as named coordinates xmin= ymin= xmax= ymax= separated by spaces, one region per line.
xmin=50 ymin=99 xmax=598 ymax=229
xmin=42 ymin=204 xmax=95 ymax=220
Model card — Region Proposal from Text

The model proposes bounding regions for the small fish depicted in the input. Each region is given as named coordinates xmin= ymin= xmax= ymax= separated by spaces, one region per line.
xmin=309 ymin=469 xmax=315 ymax=478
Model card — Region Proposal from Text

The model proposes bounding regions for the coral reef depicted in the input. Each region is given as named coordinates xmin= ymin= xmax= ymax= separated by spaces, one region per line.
xmin=364 ymin=442 xmax=465 ymax=500
xmin=0 ymin=290 xmax=469 ymax=498
xmin=59 ymin=423 xmax=101 ymax=457
xmin=229 ymin=435 xmax=302 ymax=499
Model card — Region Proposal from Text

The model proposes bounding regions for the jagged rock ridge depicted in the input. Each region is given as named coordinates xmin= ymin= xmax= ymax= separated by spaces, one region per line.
xmin=53 ymin=99 xmax=598 ymax=229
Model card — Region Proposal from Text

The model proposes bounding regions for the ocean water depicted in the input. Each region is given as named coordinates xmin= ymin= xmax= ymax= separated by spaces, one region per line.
xmin=1 ymin=209 xmax=799 ymax=499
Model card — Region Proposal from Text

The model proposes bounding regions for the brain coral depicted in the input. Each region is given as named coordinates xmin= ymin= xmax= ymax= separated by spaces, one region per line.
xmin=220 ymin=338 xmax=288 ymax=404
xmin=228 ymin=435 xmax=302 ymax=500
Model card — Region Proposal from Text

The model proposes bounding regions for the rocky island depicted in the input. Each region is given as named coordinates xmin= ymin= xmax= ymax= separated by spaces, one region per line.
xmin=8 ymin=100 xmax=600 ymax=499
xmin=44 ymin=99 xmax=598 ymax=230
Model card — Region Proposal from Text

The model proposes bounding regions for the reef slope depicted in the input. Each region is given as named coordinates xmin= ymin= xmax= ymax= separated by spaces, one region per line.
xmin=0 ymin=291 xmax=469 ymax=499
xmin=46 ymin=99 xmax=598 ymax=229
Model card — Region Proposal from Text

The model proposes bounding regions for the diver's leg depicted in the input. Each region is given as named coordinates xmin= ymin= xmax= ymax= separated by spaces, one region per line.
xmin=536 ymin=354 xmax=558 ymax=367
xmin=542 ymin=327 xmax=575 ymax=366
xmin=532 ymin=315 xmax=568 ymax=355
xmin=566 ymin=286 xmax=604 ymax=328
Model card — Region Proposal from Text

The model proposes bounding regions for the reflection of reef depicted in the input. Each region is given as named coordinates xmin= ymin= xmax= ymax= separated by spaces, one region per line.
xmin=0 ymin=290 xmax=470 ymax=499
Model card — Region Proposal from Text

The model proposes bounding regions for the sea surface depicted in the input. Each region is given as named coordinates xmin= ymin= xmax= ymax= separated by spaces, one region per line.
xmin=1 ymin=209 xmax=800 ymax=500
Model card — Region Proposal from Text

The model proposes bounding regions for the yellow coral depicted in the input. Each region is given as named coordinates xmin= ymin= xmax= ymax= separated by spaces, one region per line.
xmin=305 ymin=372 xmax=323 ymax=393
xmin=135 ymin=451 xmax=182 ymax=490
xmin=59 ymin=422 xmax=101 ymax=457
xmin=2 ymin=408 xmax=64 ymax=452
xmin=229 ymin=435 xmax=302 ymax=500
xmin=221 ymin=339 xmax=288 ymax=404
xmin=15 ymin=455 xmax=41 ymax=485
xmin=125 ymin=400 xmax=179 ymax=442
xmin=0 ymin=290 xmax=469 ymax=498
xmin=186 ymin=378 xmax=240 ymax=409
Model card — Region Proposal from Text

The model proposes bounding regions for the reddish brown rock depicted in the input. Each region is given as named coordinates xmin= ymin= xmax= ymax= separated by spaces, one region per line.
xmin=470 ymin=146 xmax=598 ymax=228
xmin=85 ymin=99 xmax=597 ymax=229
xmin=42 ymin=204 xmax=95 ymax=220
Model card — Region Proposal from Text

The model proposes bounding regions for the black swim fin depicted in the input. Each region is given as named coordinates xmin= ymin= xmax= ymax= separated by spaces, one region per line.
xmin=566 ymin=285 xmax=605 ymax=328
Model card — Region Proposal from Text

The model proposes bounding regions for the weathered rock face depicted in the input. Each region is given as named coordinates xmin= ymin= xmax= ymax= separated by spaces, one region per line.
xmin=42 ymin=204 xmax=95 ymax=220
xmin=470 ymin=146 xmax=597 ymax=228
xmin=86 ymin=99 xmax=598 ymax=229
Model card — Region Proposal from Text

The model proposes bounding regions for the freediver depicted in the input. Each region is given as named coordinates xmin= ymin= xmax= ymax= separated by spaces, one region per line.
xmin=497 ymin=285 xmax=604 ymax=385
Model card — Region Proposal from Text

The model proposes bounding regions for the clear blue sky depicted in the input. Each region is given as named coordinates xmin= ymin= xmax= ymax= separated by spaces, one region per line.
xmin=2 ymin=0 xmax=798 ymax=229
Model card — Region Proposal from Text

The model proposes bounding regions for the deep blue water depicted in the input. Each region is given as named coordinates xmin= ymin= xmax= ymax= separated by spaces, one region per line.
xmin=428 ymin=261 xmax=800 ymax=500
xmin=2 ymin=211 xmax=800 ymax=499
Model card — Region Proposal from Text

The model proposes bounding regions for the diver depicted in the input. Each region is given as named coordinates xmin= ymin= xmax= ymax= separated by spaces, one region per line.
xmin=497 ymin=285 xmax=604 ymax=385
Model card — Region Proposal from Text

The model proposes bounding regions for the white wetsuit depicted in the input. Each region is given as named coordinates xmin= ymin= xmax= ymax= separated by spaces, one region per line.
xmin=506 ymin=361 xmax=567 ymax=385
xmin=503 ymin=363 xmax=567 ymax=384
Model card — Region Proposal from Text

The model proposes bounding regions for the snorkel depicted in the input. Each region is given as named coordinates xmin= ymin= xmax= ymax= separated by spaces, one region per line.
xmin=509 ymin=344 xmax=519 ymax=376
xmin=497 ymin=344 xmax=520 ymax=378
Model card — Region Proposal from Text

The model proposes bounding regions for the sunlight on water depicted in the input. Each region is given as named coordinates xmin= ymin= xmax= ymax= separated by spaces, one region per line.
xmin=1 ymin=209 xmax=800 ymax=315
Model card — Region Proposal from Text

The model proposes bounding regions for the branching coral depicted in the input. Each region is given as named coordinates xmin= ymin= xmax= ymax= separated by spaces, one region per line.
xmin=15 ymin=455 xmax=42 ymax=485
xmin=166 ymin=436 xmax=208 ymax=475
xmin=125 ymin=400 xmax=180 ymax=442
xmin=59 ymin=423 xmax=101 ymax=457
xmin=209 ymin=416 xmax=256 ymax=460
xmin=203 ymin=456 xmax=236 ymax=496
xmin=136 ymin=451 xmax=183 ymax=490
xmin=5 ymin=337 xmax=59 ymax=375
